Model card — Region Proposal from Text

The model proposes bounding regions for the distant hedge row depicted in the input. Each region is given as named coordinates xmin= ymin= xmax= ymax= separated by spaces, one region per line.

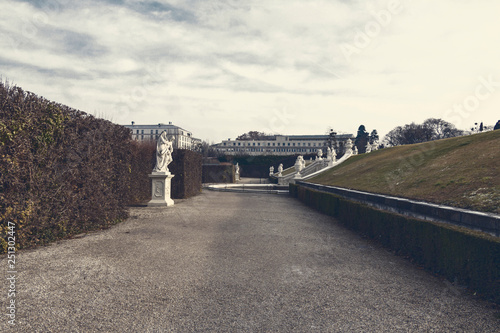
xmin=290 ymin=183 xmax=500 ymax=304
xmin=202 ymin=164 xmax=234 ymax=183
xmin=219 ymin=154 xmax=317 ymax=178
xmin=0 ymin=82 xmax=201 ymax=252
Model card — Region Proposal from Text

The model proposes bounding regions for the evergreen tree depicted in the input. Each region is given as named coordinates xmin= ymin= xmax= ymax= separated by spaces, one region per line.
xmin=355 ymin=125 xmax=369 ymax=153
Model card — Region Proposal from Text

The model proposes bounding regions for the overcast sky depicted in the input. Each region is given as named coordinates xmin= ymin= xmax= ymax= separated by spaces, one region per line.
xmin=1 ymin=0 xmax=499 ymax=142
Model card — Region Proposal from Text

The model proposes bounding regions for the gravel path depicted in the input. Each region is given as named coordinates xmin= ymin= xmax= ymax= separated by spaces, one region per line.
xmin=1 ymin=191 xmax=499 ymax=332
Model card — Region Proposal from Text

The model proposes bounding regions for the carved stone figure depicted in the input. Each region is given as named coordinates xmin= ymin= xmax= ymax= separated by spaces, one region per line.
xmin=294 ymin=156 xmax=304 ymax=173
xmin=345 ymin=138 xmax=353 ymax=151
xmin=269 ymin=166 xmax=274 ymax=176
xmin=354 ymin=146 xmax=358 ymax=155
xmin=235 ymin=163 xmax=240 ymax=174
xmin=277 ymin=163 xmax=283 ymax=176
xmin=153 ymin=131 xmax=174 ymax=173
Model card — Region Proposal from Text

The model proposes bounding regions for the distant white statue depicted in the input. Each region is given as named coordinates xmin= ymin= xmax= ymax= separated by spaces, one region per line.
xmin=316 ymin=149 xmax=323 ymax=160
xmin=153 ymin=131 xmax=174 ymax=173
xmin=294 ymin=156 xmax=305 ymax=174
xmin=354 ymin=146 xmax=358 ymax=155
xmin=269 ymin=166 xmax=274 ymax=176
xmin=326 ymin=147 xmax=332 ymax=160
xmin=332 ymin=148 xmax=337 ymax=162
xmin=235 ymin=163 xmax=240 ymax=174
xmin=277 ymin=163 xmax=283 ymax=176
xmin=345 ymin=138 xmax=353 ymax=151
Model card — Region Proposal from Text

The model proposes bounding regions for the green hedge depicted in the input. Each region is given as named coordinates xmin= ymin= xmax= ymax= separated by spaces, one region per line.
xmin=171 ymin=149 xmax=202 ymax=199
xmin=202 ymin=164 xmax=234 ymax=183
xmin=290 ymin=183 xmax=500 ymax=304
xmin=219 ymin=154 xmax=316 ymax=178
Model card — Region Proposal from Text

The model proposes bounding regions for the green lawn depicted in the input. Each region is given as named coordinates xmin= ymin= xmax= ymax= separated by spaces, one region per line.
xmin=308 ymin=130 xmax=500 ymax=214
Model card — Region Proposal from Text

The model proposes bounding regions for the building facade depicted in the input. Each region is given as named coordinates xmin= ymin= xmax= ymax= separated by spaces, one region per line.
xmin=124 ymin=122 xmax=201 ymax=150
xmin=213 ymin=134 xmax=354 ymax=156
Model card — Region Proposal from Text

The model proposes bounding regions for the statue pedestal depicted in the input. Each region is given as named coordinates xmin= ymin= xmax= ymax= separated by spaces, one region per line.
xmin=148 ymin=172 xmax=175 ymax=207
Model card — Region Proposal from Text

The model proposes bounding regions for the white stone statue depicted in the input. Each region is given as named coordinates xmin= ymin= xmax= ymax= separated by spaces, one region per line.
xmin=294 ymin=156 xmax=304 ymax=173
xmin=332 ymin=148 xmax=337 ymax=162
xmin=316 ymin=149 xmax=323 ymax=160
xmin=354 ymin=146 xmax=358 ymax=155
xmin=235 ymin=163 xmax=240 ymax=174
xmin=345 ymin=138 xmax=353 ymax=151
xmin=277 ymin=163 xmax=283 ymax=176
xmin=269 ymin=166 xmax=274 ymax=176
xmin=153 ymin=131 xmax=174 ymax=173
xmin=326 ymin=147 xmax=332 ymax=160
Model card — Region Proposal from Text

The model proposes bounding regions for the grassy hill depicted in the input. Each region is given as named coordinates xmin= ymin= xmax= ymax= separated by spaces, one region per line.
xmin=309 ymin=130 xmax=500 ymax=214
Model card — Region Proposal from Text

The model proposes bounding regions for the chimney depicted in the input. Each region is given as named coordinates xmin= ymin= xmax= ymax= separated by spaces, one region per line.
xmin=131 ymin=121 xmax=135 ymax=126
xmin=169 ymin=121 xmax=172 ymax=125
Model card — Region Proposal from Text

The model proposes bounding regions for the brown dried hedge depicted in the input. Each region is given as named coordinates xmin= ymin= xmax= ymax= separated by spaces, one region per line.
xmin=171 ymin=149 xmax=202 ymax=199
xmin=0 ymin=82 xmax=136 ymax=251
xmin=0 ymin=82 xmax=201 ymax=253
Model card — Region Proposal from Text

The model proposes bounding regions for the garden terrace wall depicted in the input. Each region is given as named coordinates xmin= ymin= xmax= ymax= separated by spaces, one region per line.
xmin=289 ymin=183 xmax=500 ymax=304
xmin=0 ymin=82 xmax=133 ymax=252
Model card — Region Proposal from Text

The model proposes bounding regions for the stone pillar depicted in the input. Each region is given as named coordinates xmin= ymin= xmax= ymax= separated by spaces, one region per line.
xmin=148 ymin=172 xmax=175 ymax=207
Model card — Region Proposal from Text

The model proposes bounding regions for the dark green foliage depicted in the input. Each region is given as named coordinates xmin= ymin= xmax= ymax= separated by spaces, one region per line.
xmin=170 ymin=149 xmax=202 ymax=199
xmin=355 ymin=125 xmax=369 ymax=153
xmin=290 ymin=185 xmax=500 ymax=304
xmin=202 ymin=164 xmax=235 ymax=183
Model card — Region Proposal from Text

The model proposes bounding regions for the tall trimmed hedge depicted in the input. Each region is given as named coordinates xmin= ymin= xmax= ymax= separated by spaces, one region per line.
xmin=290 ymin=183 xmax=500 ymax=304
xmin=0 ymin=82 xmax=134 ymax=251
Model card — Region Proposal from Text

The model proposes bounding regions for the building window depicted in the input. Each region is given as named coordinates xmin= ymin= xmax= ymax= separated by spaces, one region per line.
xmin=238 ymin=143 xmax=241 ymax=146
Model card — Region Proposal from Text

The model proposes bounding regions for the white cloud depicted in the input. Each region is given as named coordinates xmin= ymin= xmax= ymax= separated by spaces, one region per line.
xmin=1 ymin=0 xmax=499 ymax=142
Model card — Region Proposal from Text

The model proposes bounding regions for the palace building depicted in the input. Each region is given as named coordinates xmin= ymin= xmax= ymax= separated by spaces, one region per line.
xmin=213 ymin=134 xmax=354 ymax=156
xmin=124 ymin=122 xmax=201 ymax=150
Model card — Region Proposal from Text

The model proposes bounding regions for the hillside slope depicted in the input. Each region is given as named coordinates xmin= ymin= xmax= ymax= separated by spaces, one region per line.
xmin=309 ymin=130 xmax=500 ymax=214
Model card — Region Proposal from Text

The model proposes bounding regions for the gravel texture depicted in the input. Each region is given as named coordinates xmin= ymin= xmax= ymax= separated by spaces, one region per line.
xmin=1 ymin=190 xmax=499 ymax=332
